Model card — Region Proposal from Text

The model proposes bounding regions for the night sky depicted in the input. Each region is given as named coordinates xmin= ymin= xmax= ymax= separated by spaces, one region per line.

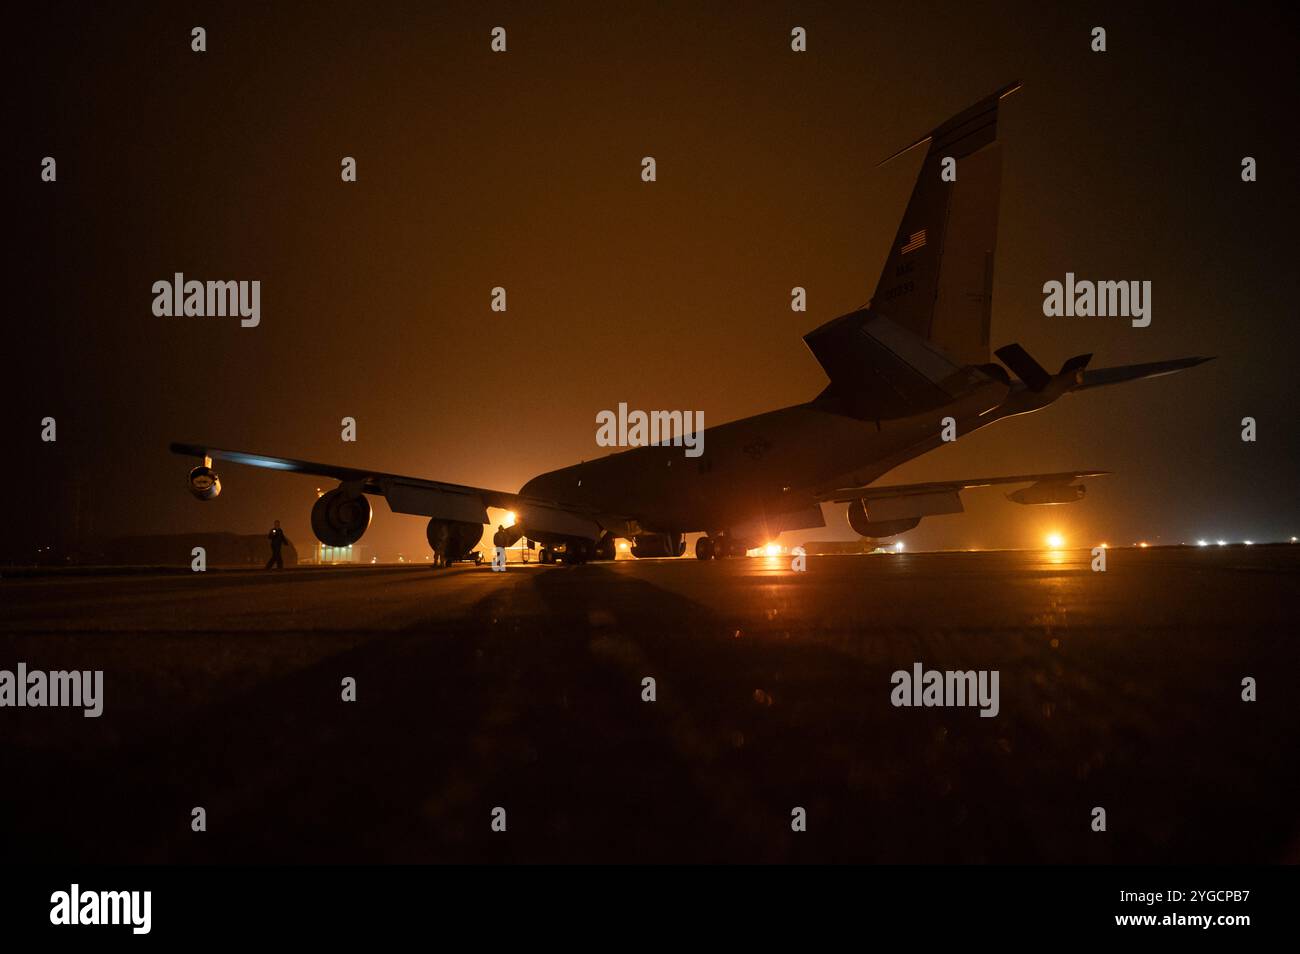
xmin=10 ymin=1 xmax=1298 ymax=561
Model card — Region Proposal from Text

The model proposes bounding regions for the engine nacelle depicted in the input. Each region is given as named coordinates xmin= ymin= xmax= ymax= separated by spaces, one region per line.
xmin=311 ymin=488 xmax=373 ymax=546
xmin=1007 ymin=483 xmax=1086 ymax=506
xmin=631 ymin=532 xmax=685 ymax=558
xmin=427 ymin=518 xmax=483 ymax=563
xmin=188 ymin=466 xmax=222 ymax=501
xmin=847 ymin=499 xmax=920 ymax=539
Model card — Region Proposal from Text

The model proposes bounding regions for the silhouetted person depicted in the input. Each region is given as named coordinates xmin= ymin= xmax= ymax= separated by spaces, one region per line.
xmin=492 ymin=524 xmax=509 ymax=571
xmin=266 ymin=520 xmax=287 ymax=570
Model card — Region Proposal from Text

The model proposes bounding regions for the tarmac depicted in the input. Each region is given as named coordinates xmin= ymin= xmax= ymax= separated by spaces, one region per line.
xmin=1 ymin=546 xmax=1296 ymax=863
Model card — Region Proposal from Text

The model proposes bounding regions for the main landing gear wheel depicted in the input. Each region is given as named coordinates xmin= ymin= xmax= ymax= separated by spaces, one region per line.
xmin=695 ymin=537 xmax=714 ymax=560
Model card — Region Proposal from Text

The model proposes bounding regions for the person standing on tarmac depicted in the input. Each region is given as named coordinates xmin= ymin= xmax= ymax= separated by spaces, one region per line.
xmin=266 ymin=520 xmax=288 ymax=570
xmin=492 ymin=524 xmax=509 ymax=571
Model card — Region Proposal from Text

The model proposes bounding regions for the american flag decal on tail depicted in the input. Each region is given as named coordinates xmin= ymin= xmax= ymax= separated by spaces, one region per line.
xmin=901 ymin=229 xmax=927 ymax=254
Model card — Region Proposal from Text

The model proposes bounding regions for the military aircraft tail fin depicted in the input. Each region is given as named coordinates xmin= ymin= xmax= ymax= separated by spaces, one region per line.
xmin=869 ymin=82 xmax=1020 ymax=368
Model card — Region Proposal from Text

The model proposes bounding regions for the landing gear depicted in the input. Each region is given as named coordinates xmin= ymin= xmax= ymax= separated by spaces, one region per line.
xmin=428 ymin=521 xmax=449 ymax=568
xmin=535 ymin=538 xmax=605 ymax=565
xmin=426 ymin=518 xmax=483 ymax=568
xmin=631 ymin=532 xmax=685 ymax=558
xmin=697 ymin=535 xmax=747 ymax=559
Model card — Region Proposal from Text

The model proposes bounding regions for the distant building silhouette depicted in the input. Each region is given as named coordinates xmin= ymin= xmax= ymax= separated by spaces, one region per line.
xmin=103 ymin=532 xmax=298 ymax=567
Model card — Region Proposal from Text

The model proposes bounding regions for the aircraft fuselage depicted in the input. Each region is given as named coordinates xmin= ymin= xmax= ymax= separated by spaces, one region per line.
xmin=519 ymin=377 xmax=1010 ymax=537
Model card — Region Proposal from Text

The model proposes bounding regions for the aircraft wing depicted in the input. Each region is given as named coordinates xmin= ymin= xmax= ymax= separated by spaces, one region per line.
xmin=169 ymin=442 xmax=622 ymax=540
xmin=819 ymin=470 xmax=1108 ymax=504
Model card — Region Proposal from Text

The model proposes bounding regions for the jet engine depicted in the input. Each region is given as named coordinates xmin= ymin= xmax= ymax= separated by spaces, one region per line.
xmin=188 ymin=465 xmax=222 ymax=501
xmin=847 ymin=499 xmax=921 ymax=539
xmin=426 ymin=518 xmax=483 ymax=565
xmin=311 ymin=488 xmax=373 ymax=546
xmin=631 ymin=532 xmax=686 ymax=558
xmin=1006 ymin=482 xmax=1086 ymax=505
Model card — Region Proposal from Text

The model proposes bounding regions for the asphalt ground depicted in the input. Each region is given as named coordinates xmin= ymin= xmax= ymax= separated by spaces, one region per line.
xmin=1 ymin=546 xmax=1296 ymax=863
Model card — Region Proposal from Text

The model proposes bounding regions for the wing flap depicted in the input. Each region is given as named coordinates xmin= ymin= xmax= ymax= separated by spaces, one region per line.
xmin=821 ymin=470 xmax=1108 ymax=504
xmin=379 ymin=479 xmax=488 ymax=523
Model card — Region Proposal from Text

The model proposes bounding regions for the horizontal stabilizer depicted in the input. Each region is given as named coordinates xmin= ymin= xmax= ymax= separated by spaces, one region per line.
xmin=1076 ymin=356 xmax=1214 ymax=390
xmin=995 ymin=344 xmax=1050 ymax=391
xmin=1058 ymin=353 xmax=1093 ymax=378
xmin=994 ymin=345 xmax=1094 ymax=394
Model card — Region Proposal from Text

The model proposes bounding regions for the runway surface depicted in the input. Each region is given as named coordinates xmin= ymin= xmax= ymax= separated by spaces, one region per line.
xmin=2 ymin=547 xmax=1297 ymax=863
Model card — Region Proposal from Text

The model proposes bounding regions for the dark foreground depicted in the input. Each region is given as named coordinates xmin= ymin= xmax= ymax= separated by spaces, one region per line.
xmin=2 ymin=547 xmax=1297 ymax=863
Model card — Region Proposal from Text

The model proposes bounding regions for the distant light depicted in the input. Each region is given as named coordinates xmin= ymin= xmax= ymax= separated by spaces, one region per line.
xmin=1292 ymin=537 xmax=1297 ymax=543
xmin=1138 ymin=542 xmax=1149 ymax=548
xmin=1217 ymin=540 xmax=1227 ymax=546
xmin=503 ymin=510 xmax=517 ymax=528
xmin=1099 ymin=542 xmax=1109 ymax=549
xmin=894 ymin=541 xmax=905 ymax=553
xmin=1197 ymin=540 xmax=1208 ymax=547
xmin=1244 ymin=540 xmax=1254 ymax=546
xmin=764 ymin=542 xmax=781 ymax=556
xmin=618 ymin=541 xmax=630 ymax=551
xmin=1045 ymin=533 xmax=1064 ymax=550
